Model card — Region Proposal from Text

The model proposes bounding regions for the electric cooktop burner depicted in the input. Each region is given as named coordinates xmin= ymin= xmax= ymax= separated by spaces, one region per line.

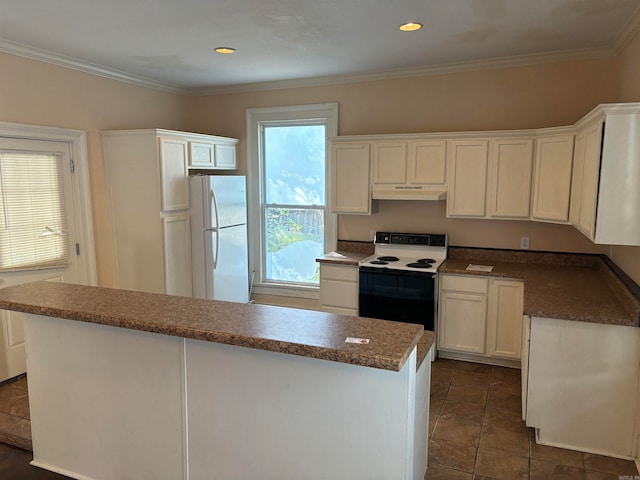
xmin=417 ymin=258 xmax=436 ymax=263
xmin=369 ymin=260 xmax=389 ymax=265
xmin=377 ymin=256 xmax=399 ymax=262
xmin=405 ymin=262 xmax=434 ymax=268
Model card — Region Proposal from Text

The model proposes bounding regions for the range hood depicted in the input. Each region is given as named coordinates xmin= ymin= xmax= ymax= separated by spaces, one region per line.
xmin=371 ymin=187 xmax=447 ymax=201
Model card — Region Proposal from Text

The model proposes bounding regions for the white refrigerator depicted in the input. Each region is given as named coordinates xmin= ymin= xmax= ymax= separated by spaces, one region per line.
xmin=190 ymin=175 xmax=249 ymax=303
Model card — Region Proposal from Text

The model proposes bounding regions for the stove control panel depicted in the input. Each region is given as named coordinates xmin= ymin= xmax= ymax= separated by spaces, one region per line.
xmin=374 ymin=232 xmax=447 ymax=247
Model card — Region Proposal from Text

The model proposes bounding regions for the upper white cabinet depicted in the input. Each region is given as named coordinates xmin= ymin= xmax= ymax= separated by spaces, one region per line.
xmin=569 ymin=104 xmax=640 ymax=245
xmin=487 ymin=138 xmax=534 ymax=219
xmin=372 ymin=142 xmax=407 ymax=184
xmin=446 ymin=140 xmax=489 ymax=217
xmin=408 ymin=140 xmax=447 ymax=185
xmin=187 ymin=137 xmax=238 ymax=170
xmin=159 ymin=138 xmax=190 ymax=211
xmin=531 ymin=133 xmax=574 ymax=223
xmin=102 ymin=129 xmax=237 ymax=295
xmin=328 ymin=103 xmax=640 ymax=244
xmin=370 ymin=139 xmax=447 ymax=199
xmin=330 ymin=142 xmax=372 ymax=214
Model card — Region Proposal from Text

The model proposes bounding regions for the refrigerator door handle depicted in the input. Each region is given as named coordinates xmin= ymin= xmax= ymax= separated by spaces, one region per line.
xmin=211 ymin=188 xmax=220 ymax=232
xmin=210 ymin=188 xmax=221 ymax=269
xmin=212 ymin=230 xmax=219 ymax=270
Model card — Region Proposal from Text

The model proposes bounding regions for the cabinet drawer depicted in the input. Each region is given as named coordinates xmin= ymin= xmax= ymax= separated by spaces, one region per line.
xmin=441 ymin=274 xmax=489 ymax=294
xmin=320 ymin=279 xmax=358 ymax=309
xmin=320 ymin=264 xmax=359 ymax=282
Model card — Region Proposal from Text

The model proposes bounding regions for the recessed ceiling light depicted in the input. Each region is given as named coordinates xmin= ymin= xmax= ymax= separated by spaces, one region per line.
xmin=399 ymin=22 xmax=423 ymax=32
xmin=214 ymin=47 xmax=236 ymax=54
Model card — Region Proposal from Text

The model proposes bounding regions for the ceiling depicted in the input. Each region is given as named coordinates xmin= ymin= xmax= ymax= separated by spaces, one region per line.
xmin=1 ymin=0 xmax=639 ymax=94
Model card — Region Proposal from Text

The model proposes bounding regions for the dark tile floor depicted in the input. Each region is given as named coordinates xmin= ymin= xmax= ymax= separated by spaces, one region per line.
xmin=1 ymin=362 xmax=638 ymax=480
xmin=426 ymin=358 xmax=640 ymax=479
xmin=0 ymin=375 xmax=31 ymax=451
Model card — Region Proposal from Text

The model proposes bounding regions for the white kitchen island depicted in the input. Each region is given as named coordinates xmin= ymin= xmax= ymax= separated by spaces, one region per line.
xmin=0 ymin=281 xmax=434 ymax=480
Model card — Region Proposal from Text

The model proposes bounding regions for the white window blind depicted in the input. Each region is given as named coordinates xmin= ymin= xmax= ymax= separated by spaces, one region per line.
xmin=0 ymin=150 xmax=69 ymax=272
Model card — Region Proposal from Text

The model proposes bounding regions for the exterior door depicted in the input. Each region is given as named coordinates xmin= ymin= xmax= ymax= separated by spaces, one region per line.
xmin=0 ymin=138 xmax=80 ymax=381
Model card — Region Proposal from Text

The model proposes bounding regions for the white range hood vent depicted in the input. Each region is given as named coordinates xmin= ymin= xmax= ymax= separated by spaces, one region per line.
xmin=371 ymin=186 xmax=447 ymax=201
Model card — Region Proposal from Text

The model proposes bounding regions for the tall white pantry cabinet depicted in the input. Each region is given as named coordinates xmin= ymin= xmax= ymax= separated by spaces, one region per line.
xmin=102 ymin=129 xmax=238 ymax=296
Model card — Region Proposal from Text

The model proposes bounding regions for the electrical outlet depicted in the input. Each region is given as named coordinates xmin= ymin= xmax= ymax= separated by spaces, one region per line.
xmin=370 ymin=230 xmax=376 ymax=240
xmin=520 ymin=237 xmax=530 ymax=250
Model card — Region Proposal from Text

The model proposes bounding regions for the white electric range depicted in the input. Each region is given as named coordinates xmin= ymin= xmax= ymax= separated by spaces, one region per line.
xmin=358 ymin=232 xmax=448 ymax=331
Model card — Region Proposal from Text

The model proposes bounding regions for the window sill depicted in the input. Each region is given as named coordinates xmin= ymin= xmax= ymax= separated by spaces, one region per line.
xmin=251 ymin=284 xmax=320 ymax=300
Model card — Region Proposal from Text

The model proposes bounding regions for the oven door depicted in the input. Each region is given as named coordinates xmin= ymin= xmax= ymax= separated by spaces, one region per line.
xmin=358 ymin=267 xmax=435 ymax=330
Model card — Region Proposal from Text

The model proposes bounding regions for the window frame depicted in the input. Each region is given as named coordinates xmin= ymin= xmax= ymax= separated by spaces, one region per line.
xmin=246 ymin=103 xmax=338 ymax=299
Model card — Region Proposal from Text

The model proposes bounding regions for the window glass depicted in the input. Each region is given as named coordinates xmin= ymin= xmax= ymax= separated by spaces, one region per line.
xmin=263 ymin=124 xmax=326 ymax=285
xmin=264 ymin=125 xmax=326 ymax=205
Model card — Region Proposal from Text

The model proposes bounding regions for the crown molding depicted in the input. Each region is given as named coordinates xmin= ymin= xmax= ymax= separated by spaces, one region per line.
xmin=0 ymin=34 xmax=626 ymax=98
xmin=613 ymin=5 xmax=640 ymax=53
xmin=188 ymin=46 xmax=615 ymax=96
xmin=0 ymin=38 xmax=187 ymax=95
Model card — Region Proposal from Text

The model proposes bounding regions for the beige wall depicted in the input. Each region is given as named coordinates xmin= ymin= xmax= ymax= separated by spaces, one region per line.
xmin=0 ymin=52 xmax=188 ymax=286
xmin=610 ymin=30 xmax=640 ymax=285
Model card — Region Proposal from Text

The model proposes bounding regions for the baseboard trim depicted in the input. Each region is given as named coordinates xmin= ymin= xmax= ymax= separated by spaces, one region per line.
xmin=437 ymin=350 xmax=520 ymax=369
xmin=535 ymin=429 xmax=636 ymax=461
xmin=30 ymin=459 xmax=98 ymax=480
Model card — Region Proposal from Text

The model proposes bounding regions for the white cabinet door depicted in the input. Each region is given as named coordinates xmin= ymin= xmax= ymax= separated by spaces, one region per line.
xmin=407 ymin=140 xmax=447 ymax=185
xmin=189 ymin=141 xmax=214 ymax=168
xmin=446 ymin=140 xmax=489 ymax=217
xmin=531 ymin=134 xmax=574 ymax=223
xmin=487 ymin=139 xmax=533 ymax=219
xmin=486 ymin=280 xmax=524 ymax=360
xmin=438 ymin=291 xmax=488 ymax=354
xmin=372 ymin=142 xmax=407 ymax=184
xmin=214 ymin=143 xmax=237 ymax=169
xmin=331 ymin=142 xmax=371 ymax=214
xmin=159 ymin=137 xmax=190 ymax=212
xmin=578 ymin=120 xmax=604 ymax=239
xmin=569 ymin=130 xmax=586 ymax=228
xmin=162 ymin=213 xmax=193 ymax=297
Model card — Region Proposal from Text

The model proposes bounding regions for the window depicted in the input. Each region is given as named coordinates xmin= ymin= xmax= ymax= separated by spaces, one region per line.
xmin=247 ymin=104 xmax=338 ymax=297
xmin=0 ymin=150 xmax=69 ymax=271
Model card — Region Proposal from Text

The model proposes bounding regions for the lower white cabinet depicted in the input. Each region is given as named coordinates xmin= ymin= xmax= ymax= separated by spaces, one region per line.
xmin=162 ymin=213 xmax=192 ymax=297
xmin=525 ymin=316 xmax=640 ymax=458
xmin=438 ymin=274 xmax=523 ymax=364
xmin=486 ymin=279 xmax=524 ymax=359
xmin=319 ymin=264 xmax=359 ymax=316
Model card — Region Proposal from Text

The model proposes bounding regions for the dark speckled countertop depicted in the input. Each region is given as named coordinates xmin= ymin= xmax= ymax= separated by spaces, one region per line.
xmin=441 ymin=248 xmax=640 ymax=327
xmin=0 ymin=281 xmax=435 ymax=372
xmin=316 ymin=240 xmax=375 ymax=266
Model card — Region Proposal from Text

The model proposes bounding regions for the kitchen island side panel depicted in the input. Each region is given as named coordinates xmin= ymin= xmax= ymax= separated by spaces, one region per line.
xmin=24 ymin=314 xmax=186 ymax=480
xmin=185 ymin=338 xmax=422 ymax=480
xmin=22 ymin=310 xmax=428 ymax=480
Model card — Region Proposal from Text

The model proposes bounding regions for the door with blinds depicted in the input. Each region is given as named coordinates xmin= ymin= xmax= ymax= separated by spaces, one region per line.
xmin=0 ymin=138 xmax=79 ymax=382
